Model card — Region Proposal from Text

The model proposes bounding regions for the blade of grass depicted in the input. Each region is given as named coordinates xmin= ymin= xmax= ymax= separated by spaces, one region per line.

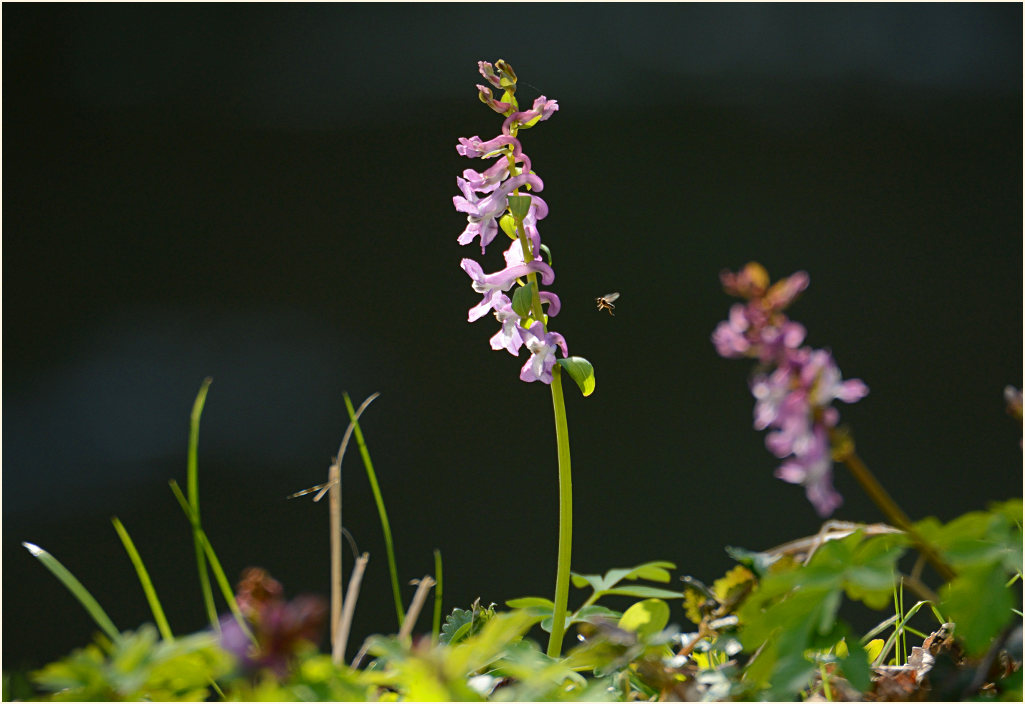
xmin=432 ymin=548 xmax=443 ymax=645
xmin=169 ymin=480 xmax=256 ymax=645
xmin=186 ymin=377 xmax=218 ymax=632
xmin=343 ymin=391 xmax=404 ymax=628
xmin=871 ymin=599 xmax=933 ymax=667
xmin=111 ymin=516 xmax=173 ymax=642
xmin=22 ymin=542 xmax=122 ymax=644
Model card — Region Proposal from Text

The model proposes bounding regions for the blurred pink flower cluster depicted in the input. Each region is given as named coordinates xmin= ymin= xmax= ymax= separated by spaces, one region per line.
xmin=713 ymin=262 xmax=868 ymax=516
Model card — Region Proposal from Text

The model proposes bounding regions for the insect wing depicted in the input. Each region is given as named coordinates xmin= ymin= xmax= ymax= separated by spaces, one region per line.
xmin=601 ymin=292 xmax=620 ymax=303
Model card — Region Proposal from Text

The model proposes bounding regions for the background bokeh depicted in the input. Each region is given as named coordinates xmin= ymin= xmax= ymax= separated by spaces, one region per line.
xmin=4 ymin=3 xmax=1022 ymax=672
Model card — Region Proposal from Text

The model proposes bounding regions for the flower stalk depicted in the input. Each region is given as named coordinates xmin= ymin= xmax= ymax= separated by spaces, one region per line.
xmin=713 ymin=262 xmax=956 ymax=582
xmin=547 ymin=364 xmax=573 ymax=657
xmin=453 ymin=60 xmax=595 ymax=657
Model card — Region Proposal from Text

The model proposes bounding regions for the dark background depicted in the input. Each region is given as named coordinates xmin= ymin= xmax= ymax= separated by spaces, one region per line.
xmin=4 ymin=3 xmax=1022 ymax=672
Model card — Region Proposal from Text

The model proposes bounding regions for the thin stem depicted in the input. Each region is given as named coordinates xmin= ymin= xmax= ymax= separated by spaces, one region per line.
xmin=398 ymin=576 xmax=436 ymax=642
xmin=832 ymin=431 xmax=956 ymax=582
xmin=343 ymin=392 xmax=405 ymax=627
xmin=333 ymin=552 xmax=369 ymax=665
xmin=547 ymin=364 xmax=573 ymax=658
xmin=112 ymin=517 xmax=173 ymax=642
xmin=432 ymin=548 xmax=444 ymax=645
xmin=186 ymin=378 xmax=218 ymax=631
xmin=328 ymin=460 xmax=342 ymax=646
xmin=515 ymin=220 xmax=546 ymax=324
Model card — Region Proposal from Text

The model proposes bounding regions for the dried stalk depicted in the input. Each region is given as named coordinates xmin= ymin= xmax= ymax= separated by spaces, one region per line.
xmin=333 ymin=552 xmax=369 ymax=664
xmin=398 ymin=575 xmax=436 ymax=642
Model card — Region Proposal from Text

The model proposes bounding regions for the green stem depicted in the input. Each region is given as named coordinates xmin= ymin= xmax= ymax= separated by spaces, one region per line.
xmin=547 ymin=364 xmax=573 ymax=658
xmin=186 ymin=378 xmax=218 ymax=632
xmin=343 ymin=392 xmax=405 ymax=628
xmin=432 ymin=548 xmax=444 ymax=646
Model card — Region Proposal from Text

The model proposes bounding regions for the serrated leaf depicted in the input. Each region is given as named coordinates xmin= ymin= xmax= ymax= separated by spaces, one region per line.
xmin=557 ymin=357 xmax=595 ymax=397
xmin=618 ymin=599 xmax=670 ymax=638
xmin=440 ymin=608 xmax=472 ymax=645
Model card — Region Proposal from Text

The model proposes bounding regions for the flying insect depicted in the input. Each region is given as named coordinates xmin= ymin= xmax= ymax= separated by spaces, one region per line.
xmin=595 ymin=292 xmax=620 ymax=316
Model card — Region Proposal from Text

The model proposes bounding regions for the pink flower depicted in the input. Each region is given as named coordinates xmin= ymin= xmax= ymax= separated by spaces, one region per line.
xmin=454 ymin=60 xmax=569 ymax=385
xmin=520 ymin=321 xmax=568 ymax=384
xmin=714 ymin=263 xmax=868 ymax=517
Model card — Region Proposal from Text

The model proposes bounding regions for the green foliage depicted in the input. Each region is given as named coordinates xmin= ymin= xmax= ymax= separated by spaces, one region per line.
xmin=511 ymin=282 xmax=536 ymax=317
xmin=570 ymin=561 xmax=682 ymax=603
xmin=557 ymin=357 xmax=596 ymax=397
xmin=440 ymin=600 xmax=498 ymax=645
xmin=917 ymin=499 xmax=1023 ymax=655
xmin=364 ymin=610 xmax=610 ymax=701
xmin=617 ymin=599 xmax=670 ymax=639
xmin=509 ymin=560 xmax=685 ymax=635
xmin=736 ymin=530 xmax=906 ymax=699
xmin=30 ymin=625 xmax=232 ymax=701
xmin=21 ymin=543 xmax=122 ymax=646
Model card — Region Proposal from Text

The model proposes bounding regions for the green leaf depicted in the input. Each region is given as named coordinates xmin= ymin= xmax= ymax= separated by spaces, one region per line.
xmin=507 ymin=194 xmax=532 ymax=220
xmin=570 ymin=605 xmax=621 ymax=624
xmin=941 ymin=561 xmax=1016 ymax=656
xmin=602 ymin=585 xmax=686 ymax=600
xmin=570 ymin=571 xmax=604 ymax=591
xmin=22 ymin=542 xmax=122 ymax=645
xmin=440 ymin=609 xmax=473 ymax=645
xmin=506 ymin=597 xmax=554 ymax=610
xmin=499 ymin=213 xmax=517 ymax=239
xmin=629 ymin=562 xmax=676 ymax=582
xmin=557 ymin=357 xmax=595 ymax=397
xmin=618 ymin=599 xmax=670 ymax=638
xmin=725 ymin=545 xmax=783 ymax=577
xmin=511 ymin=282 xmax=535 ymax=318
xmin=111 ymin=517 xmax=173 ymax=642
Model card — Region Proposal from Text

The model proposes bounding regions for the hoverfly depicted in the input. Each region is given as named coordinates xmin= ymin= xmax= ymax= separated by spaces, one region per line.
xmin=595 ymin=292 xmax=620 ymax=316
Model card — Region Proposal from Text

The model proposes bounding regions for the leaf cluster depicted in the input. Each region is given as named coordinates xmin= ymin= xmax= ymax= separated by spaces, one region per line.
xmin=28 ymin=625 xmax=233 ymax=702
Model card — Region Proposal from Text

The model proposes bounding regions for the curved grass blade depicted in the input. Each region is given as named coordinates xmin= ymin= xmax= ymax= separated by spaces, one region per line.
xmin=22 ymin=542 xmax=122 ymax=645
xmin=169 ymin=480 xmax=256 ymax=645
xmin=186 ymin=378 xmax=218 ymax=631
xmin=343 ymin=391 xmax=404 ymax=628
xmin=111 ymin=516 xmax=173 ymax=642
